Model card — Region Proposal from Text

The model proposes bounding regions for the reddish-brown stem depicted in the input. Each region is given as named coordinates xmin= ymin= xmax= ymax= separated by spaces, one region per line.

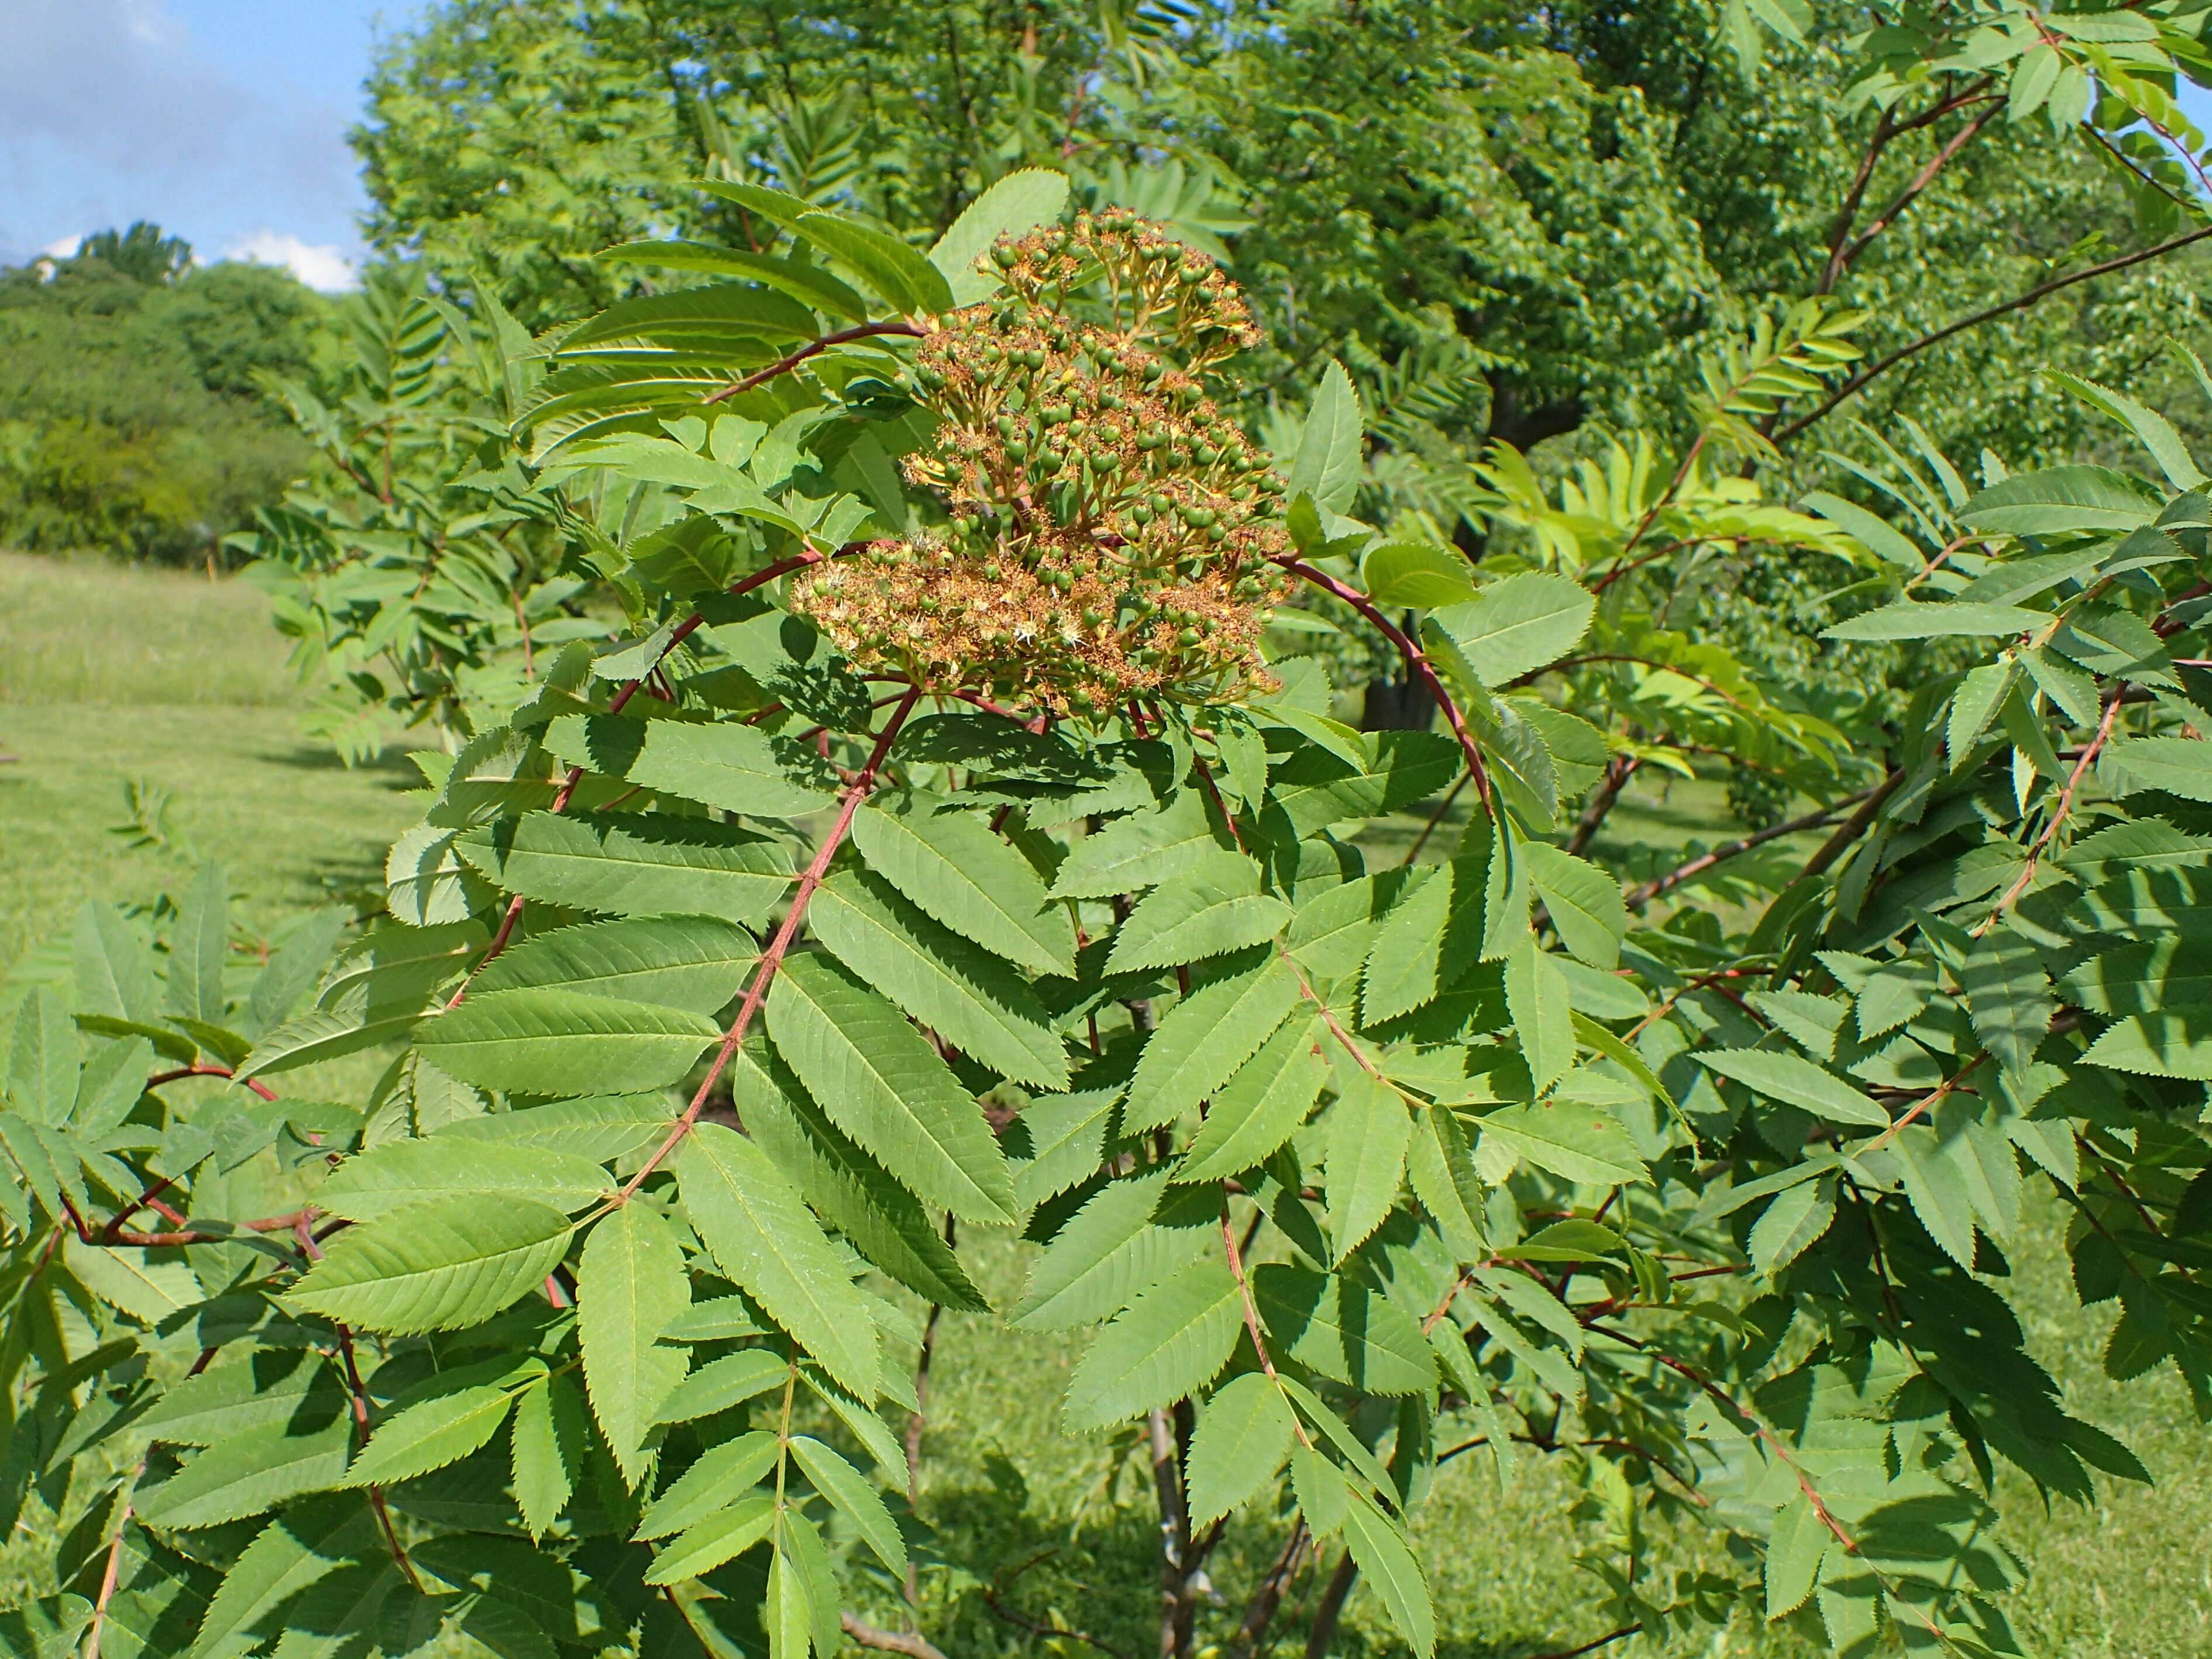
xmin=617 ymin=687 xmax=925 ymax=1197
xmin=80 ymin=1462 xmax=145 ymax=1659
xmin=1797 ymin=767 xmax=1903 ymax=882
xmin=1776 ymin=223 xmax=2212 ymax=444
xmin=701 ymin=321 xmax=925 ymax=405
xmin=1976 ymin=691 xmax=2125 ymax=933
xmin=1829 ymin=101 xmax=2003 ymax=278
xmin=146 ymin=1063 xmax=276 ymax=1102
xmin=1272 ymin=556 xmax=1493 ymax=806
xmin=450 ymin=543 xmax=865 ymax=1005
xmin=1625 ymin=787 xmax=1871 ymax=910
xmin=297 ymin=1224 xmax=422 ymax=1593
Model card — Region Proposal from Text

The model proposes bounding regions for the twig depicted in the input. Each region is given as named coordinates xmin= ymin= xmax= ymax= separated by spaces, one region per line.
xmin=615 ymin=686 xmax=924 ymax=1199
xmin=1530 ymin=1626 xmax=1641 ymax=1659
xmin=1625 ymin=789 xmax=1869 ymax=910
xmin=145 ymin=1063 xmax=277 ymax=1103
xmin=701 ymin=321 xmax=924 ymax=405
xmin=1797 ymin=767 xmax=1903 ymax=881
xmin=840 ymin=1615 xmax=948 ymax=1659
xmin=79 ymin=1462 xmax=145 ymax=1659
xmin=1272 ymin=555 xmax=1492 ymax=806
xmin=1974 ymin=690 xmax=2124 ymax=933
xmin=1776 ymin=224 xmax=2212 ymax=443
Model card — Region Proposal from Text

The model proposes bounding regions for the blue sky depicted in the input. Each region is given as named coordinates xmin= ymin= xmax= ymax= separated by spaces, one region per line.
xmin=1 ymin=0 xmax=431 ymax=287
xmin=7 ymin=5 xmax=2211 ymax=294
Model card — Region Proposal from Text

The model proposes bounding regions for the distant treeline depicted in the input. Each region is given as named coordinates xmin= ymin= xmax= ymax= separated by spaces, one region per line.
xmin=0 ymin=222 xmax=332 ymax=565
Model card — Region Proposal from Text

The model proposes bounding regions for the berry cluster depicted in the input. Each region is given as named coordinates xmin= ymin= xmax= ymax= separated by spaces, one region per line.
xmin=792 ymin=212 xmax=1295 ymax=718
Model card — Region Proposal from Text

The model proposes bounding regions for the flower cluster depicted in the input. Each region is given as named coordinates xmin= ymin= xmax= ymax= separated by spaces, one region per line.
xmin=791 ymin=211 xmax=1295 ymax=718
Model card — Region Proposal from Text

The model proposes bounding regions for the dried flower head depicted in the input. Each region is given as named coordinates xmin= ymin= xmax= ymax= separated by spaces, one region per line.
xmin=791 ymin=211 xmax=1294 ymax=719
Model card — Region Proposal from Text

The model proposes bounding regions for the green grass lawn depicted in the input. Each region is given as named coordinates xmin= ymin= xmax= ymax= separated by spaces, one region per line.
xmin=2 ymin=553 xmax=2206 ymax=1657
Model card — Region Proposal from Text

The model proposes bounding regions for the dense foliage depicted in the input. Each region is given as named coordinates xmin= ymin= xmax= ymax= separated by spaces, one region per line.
xmin=0 ymin=228 xmax=327 ymax=565
xmin=12 ymin=5 xmax=2212 ymax=1659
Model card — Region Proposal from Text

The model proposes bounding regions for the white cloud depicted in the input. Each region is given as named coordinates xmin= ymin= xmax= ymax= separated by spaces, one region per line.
xmin=40 ymin=232 xmax=80 ymax=258
xmin=221 ymin=230 xmax=357 ymax=292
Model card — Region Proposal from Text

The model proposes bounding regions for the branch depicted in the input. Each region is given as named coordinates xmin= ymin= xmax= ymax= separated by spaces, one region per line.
xmin=1776 ymin=224 xmax=2212 ymax=444
xmin=79 ymin=1463 xmax=145 ymax=1659
xmin=145 ymin=1063 xmax=276 ymax=1102
xmin=840 ymin=1616 xmax=948 ymax=1659
xmin=701 ymin=321 xmax=924 ymax=405
xmin=450 ymin=543 xmax=859 ymax=1002
xmin=1831 ymin=100 xmax=2004 ymax=278
xmin=1625 ymin=787 xmax=1872 ymax=910
xmin=1272 ymin=556 xmax=1492 ymax=806
xmin=1974 ymin=690 xmax=2124 ymax=932
xmin=1797 ymin=767 xmax=1903 ymax=881
xmin=1566 ymin=754 xmax=1639 ymax=858
xmin=617 ymin=685 xmax=924 ymax=1197
xmin=1224 ymin=1518 xmax=1310 ymax=1659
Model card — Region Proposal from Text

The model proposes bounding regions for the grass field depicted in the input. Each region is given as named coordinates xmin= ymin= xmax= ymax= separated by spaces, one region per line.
xmin=2 ymin=552 xmax=2206 ymax=1657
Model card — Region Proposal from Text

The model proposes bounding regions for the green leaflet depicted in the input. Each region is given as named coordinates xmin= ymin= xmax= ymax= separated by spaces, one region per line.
xmin=1014 ymin=1170 xmax=1216 ymax=1330
xmin=315 ymin=1137 xmax=613 ymax=1220
xmin=809 ymin=869 xmax=1069 ymax=1089
xmin=542 ymin=717 xmax=836 ymax=818
xmin=1289 ymin=865 xmax=1423 ymax=984
xmin=1523 ymin=843 xmax=1626 ymax=969
xmin=342 ymin=1384 xmax=518 ymax=1489
xmin=579 ymin=1203 xmax=692 ymax=1486
xmin=1695 ymin=1048 xmax=1890 ymax=1128
xmin=2081 ymin=1010 xmax=2212 ymax=1079
xmin=188 ymin=1500 xmax=378 ymax=1659
xmin=1504 ymin=940 xmax=1574 ymax=1094
xmin=511 ymin=1374 xmax=585 ymax=1542
xmin=850 ymin=798 xmax=1075 ymax=975
xmin=1426 ymin=573 xmax=1594 ymax=687
xmin=653 ymin=1349 xmax=789 ymax=1424
xmin=790 ymin=1434 xmax=907 ymax=1577
xmin=1324 ymin=1069 xmax=1411 ymax=1262
xmin=2111 ymin=735 xmax=2212 ymax=802
xmin=166 ymin=862 xmax=231 ymax=1029
xmin=1179 ymin=1017 xmax=1328 ymax=1181
xmin=1062 ymin=1257 xmax=1242 ymax=1430
xmin=136 ymin=1417 xmax=353 ymax=1531
xmin=2061 ymin=937 xmax=2212 ymax=1014
xmin=765 ymin=953 xmax=1016 ymax=1223
xmin=1105 ymin=853 xmax=1289 ymax=973
xmin=738 ymin=1044 xmax=990 ymax=1310
xmin=1252 ymin=1264 xmax=1437 ymax=1395
xmin=438 ymin=1095 xmax=677 ymax=1162
xmin=287 ymin=1199 xmax=574 ymax=1334
xmin=462 ymin=810 xmax=792 ymax=921
xmin=137 ymin=1352 xmax=346 ymax=1448
xmin=1360 ymin=859 xmax=1480 ymax=1025
xmin=637 ymin=1430 xmax=780 ymax=1539
xmin=1049 ymin=787 xmax=1234 ymax=900
xmin=1824 ymin=600 xmax=2048 ymax=641
xmin=1341 ymin=1496 xmax=1436 ymax=1659
xmin=414 ymin=987 xmax=721 ymax=1097
xmin=673 ymin=1123 xmax=880 ymax=1401
xmin=1124 ymin=953 xmax=1303 ymax=1134
xmin=8 ymin=988 xmax=80 ymax=1124
xmin=1289 ymin=361 xmax=1364 ymax=512
xmin=1960 ymin=929 xmax=2055 ymax=1078
xmin=473 ymin=915 xmax=758 ymax=1013
xmin=644 ymin=1493 xmax=778 ymax=1586
xmin=1957 ymin=462 xmax=2165 ymax=534
xmin=1362 ymin=541 xmax=1478 ymax=609
xmin=74 ymin=899 xmax=159 ymax=1024
xmin=928 ymin=167 xmax=1072 ymax=304
xmin=64 ymin=1237 xmax=201 ymax=1323
xmin=1474 ymin=1099 xmax=1648 ymax=1186
xmin=1185 ymin=1371 xmax=1298 ymax=1525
